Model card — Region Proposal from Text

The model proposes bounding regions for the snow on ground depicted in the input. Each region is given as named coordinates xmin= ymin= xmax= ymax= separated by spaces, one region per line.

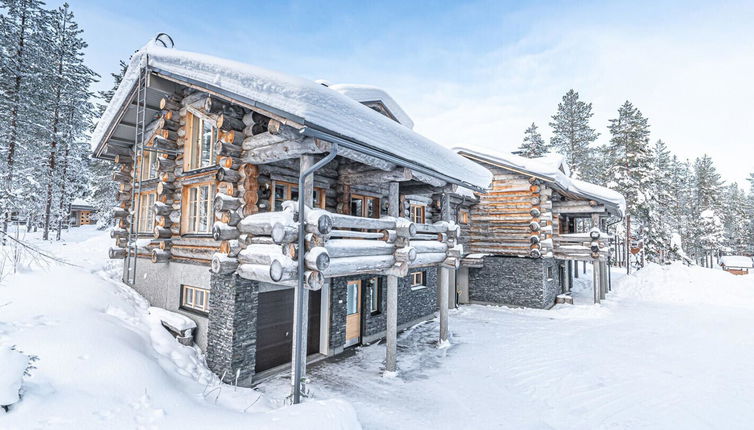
xmin=0 ymin=226 xmax=358 ymax=429
xmin=4 ymin=226 xmax=754 ymax=429
xmin=260 ymin=262 xmax=754 ymax=430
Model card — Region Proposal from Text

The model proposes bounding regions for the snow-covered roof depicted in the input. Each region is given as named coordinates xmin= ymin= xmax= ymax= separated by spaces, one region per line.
xmin=719 ymin=256 xmax=754 ymax=268
xmin=91 ymin=40 xmax=490 ymax=189
xmin=453 ymin=146 xmax=626 ymax=216
xmin=328 ymin=84 xmax=414 ymax=129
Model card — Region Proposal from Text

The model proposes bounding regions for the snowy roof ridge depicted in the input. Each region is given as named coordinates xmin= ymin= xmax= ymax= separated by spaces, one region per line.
xmin=91 ymin=41 xmax=490 ymax=188
xmin=328 ymin=83 xmax=414 ymax=129
xmin=453 ymin=146 xmax=626 ymax=216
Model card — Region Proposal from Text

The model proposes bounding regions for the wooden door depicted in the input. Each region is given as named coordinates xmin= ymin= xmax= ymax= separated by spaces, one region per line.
xmin=345 ymin=280 xmax=361 ymax=347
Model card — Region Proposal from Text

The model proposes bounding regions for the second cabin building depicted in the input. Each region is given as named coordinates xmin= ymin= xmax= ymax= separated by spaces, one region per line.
xmin=453 ymin=148 xmax=625 ymax=309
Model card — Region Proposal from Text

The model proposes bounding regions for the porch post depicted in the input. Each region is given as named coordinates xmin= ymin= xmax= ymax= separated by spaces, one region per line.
xmin=385 ymin=181 xmax=399 ymax=373
xmin=593 ymin=261 xmax=600 ymax=304
xmin=438 ymin=191 xmax=451 ymax=344
xmin=599 ymin=260 xmax=607 ymax=300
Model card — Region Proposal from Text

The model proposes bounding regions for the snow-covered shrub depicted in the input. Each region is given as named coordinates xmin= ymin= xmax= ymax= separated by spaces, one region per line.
xmin=0 ymin=346 xmax=37 ymax=412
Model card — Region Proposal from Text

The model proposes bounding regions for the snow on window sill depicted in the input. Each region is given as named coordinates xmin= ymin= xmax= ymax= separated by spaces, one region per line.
xmin=411 ymin=285 xmax=428 ymax=291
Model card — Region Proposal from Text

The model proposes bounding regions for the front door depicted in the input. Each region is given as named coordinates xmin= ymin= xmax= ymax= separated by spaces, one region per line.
xmin=345 ymin=280 xmax=361 ymax=347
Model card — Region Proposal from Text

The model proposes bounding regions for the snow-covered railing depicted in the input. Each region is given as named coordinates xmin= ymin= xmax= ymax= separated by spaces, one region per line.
xmin=210 ymin=200 xmax=461 ymax=289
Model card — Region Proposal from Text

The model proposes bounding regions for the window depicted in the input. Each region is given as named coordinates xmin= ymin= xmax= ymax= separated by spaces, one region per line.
xmin=185 ymin=113 xmax=217 ymax=171
xmin=459 ymin=209 xmax=470 ymax=224
xmin=351 ymin=194 xmax=379 ymax=218
xmin=410 ymin=271 xmax=426 ymax=291
xmin=183 ymin=183 xmax=214 ymax=234
xmin=137 ymin=191 xmax=156 ymax=233
xmin=410 ymin=204 xmax=426 ymax=224
xmin=367 ymin=277 xmax=382 ymax=314
xmin=181 ymin=284 xmax=210 ymax=314
xmin=346 ymin=281 xmax=359 ymax=315
xmin=546 ymin=266 xmax=553 ymax=280
xmin=270 ymin=180 xmax=325 ymax=211
xmin=140 ymin=151 xmax=158 ymax=181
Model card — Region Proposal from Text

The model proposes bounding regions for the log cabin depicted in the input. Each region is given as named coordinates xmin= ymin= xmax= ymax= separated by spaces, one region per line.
xmin=452 ymin=147 xmax=625 ymax=308
xmin=68 ymin=199 xmax=96 ymax=227
xmin=719 ymin=255 xmax=753 ymax=275
xmin=91 ymin=38 xmax=490 ymax=389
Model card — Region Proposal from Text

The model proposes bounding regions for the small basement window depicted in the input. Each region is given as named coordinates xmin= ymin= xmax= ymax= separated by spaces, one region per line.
xmin=181 ymin=284 xmax=210 ymax=314
xmin=547 ymin=266 xmax=553 ymax=280
xmin=410 ymin=271 xmax=426 ymax=291
xmin=459 ymin=209 xmax=470 ymax=224
xmin=367 ymin=277 xmax=382 ymax=314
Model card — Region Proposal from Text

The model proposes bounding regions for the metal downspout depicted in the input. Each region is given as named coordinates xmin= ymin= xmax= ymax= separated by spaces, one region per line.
xmin=292 ymin=144 xmax=339 ymax=404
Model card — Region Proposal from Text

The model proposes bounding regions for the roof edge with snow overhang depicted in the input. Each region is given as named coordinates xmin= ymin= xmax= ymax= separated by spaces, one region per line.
xmin=453 ymin=146 xmax=626 ymax=216
xmin=91 ymin=40 xmax=490 ymax=190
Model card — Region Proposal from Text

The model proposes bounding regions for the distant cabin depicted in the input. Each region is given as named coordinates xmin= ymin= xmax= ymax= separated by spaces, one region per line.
xmin=69 ymin=200 xmax=96 ymax=227
xmin=719 ymin=256 xmax=754 ymax=275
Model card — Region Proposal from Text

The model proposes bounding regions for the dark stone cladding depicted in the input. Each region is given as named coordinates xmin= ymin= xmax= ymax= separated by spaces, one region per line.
xmin=329 ymin=268 xmax=439 ymax=350
xmin=468 ymin=256 xmax=561 ymax=309
xmin=206 ymin=273 xmax=259 ymax=387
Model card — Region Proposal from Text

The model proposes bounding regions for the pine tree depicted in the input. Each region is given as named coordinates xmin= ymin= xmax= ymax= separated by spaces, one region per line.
xmin=689 ymin=155 xmax=724 ymax=260
xmin=39 ymin=3 xmax=97 ymax=240
xmin=517 ymin=122 xmax=549 ymax=158
xmin=721 ymin=183 xmax=748 ymax=254
xmin=604 ymin=101 xmax=653 ymax=228
xmin=645 ymin=140 xmax=674 ymax=261
xmin=548 ymin=89 xmax=599 ymax=178
xmin=0 ymin=0 xmax=49 ymax=242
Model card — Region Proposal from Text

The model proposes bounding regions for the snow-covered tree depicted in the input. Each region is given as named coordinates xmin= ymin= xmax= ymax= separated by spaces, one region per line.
xmin=721 ymin=183 xmax=748 ymax=254
xmin=0 ymin=0 xmax=49 ymax=242
xmin=644 ymin=140 xmax=674 ymax=261
xmin=604 ymin=101 xmax=653 ymax=227
xmin=689 ymin=155 xmax=725 ymax=261
xmin=548 ymin=89 xmax=599 ymax=178
xmin=517 ymin=122 xmax=549 ymax=158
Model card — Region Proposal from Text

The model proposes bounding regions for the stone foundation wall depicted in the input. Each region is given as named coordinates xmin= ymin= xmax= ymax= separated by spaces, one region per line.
xmin=206 ymin=273 xmax=258 ymax=387
xmin=468 ymin=256 xmax=560 ymax=309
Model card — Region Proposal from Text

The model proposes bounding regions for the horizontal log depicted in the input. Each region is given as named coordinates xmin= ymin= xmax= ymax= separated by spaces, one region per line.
xmin=214 ymin=194 xmax=243 ymax=211
xmin=109 ymin=247 xmax=127 ymax=259
xmin=151 ymin=249 xmax=171 ymax=263
xmin=112 ymin=207 xmax=129 ymax=219
xmin=217 ymin=114 xmax=245 ymax=132
xmin=219 ymin=129 xmax=244 ymax=144
xmin=210 ymin=253 xmax=238 ymax=274
xmin=409 ymin=241 xmax=448 ymax=254
xmin=325 ymin=239 xmax=395 ymax=258
xmin=324 ymin=255 xmax=395 ymax=278
xmin=212 ymin=222 xmax=240 ymax=241
xmin=410 ymin=252 xmax=447 ymax=267
xmin=216 ymin=167 xmax=241 ymax=183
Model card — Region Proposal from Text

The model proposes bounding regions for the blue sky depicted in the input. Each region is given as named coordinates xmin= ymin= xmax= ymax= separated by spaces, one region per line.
xmin=57 ymin=0 xmax=754 ymax=185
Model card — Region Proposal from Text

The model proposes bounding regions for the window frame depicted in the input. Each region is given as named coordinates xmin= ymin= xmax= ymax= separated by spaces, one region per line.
xmin=459 ymin=208 xmax=470 ymax=224
xmin=409 ymin=204 xmax=426 ymax=224
xmin=184 ymin=112 xmax=218 ymax=172
xmin=269 ymin=180 xmax=326 ymax=211
xmin=139 ymin=150 xmax=159 ymax=181
xmin=367 ymin=277 xmax=382 ymax=315
xmin=350 ymin=194 xmax=380 ymax=218
xmin=136 ymin=190 xmax=156 ymax=234
xmin=410 ymin=271 xmax=427 ymax=291
xmin=180 ymin=284 xmax=210 ymax=315
xmin=181 ymin=181 xmax=215 ymax=235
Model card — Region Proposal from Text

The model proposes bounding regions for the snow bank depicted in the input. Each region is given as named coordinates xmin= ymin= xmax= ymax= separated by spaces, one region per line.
xmin=91 ymin=39 xmax=490 ymax=189
xmin=0 ymin=347 xmax=28 ymax=407
xmin=454 ymin=146 xmax=626 ymax=215
xmin=719 ymin=255 xmax=754 ymax=268
xmin=0 ymin=226 xmax=361 ymax=429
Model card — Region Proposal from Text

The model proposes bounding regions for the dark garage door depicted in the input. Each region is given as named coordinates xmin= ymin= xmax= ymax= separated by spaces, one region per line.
xmin=255 ymin=288 xmax=320 ymax=373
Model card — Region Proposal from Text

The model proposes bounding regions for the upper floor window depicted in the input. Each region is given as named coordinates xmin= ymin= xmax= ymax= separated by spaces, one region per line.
xmin=271 ymin=180 xmax=325 ymax=211
xmin=137 ymin=191 xmax=155 ymax=234
xmin=183 ymin=182 xmax=214 ymax=234
xmin=459 ymin=209 xmax=470 ymax=224
xmin=351 ymin=194 xmax=379 ymax=218
xmin=140 ymin=151 xmax=158 ymax=181
xmin=410 ymin=204 xmax=426 ymax=224
xmin=185 ymin=113 xmax=217 ymax=171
